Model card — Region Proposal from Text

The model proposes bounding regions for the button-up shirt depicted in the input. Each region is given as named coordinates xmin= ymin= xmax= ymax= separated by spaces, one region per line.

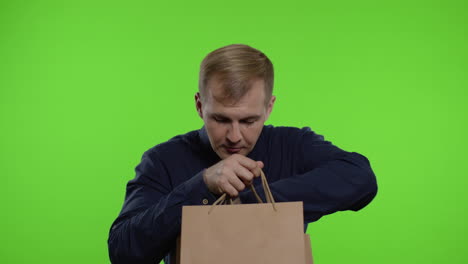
xmin=108 ymin=125 xmax=378 ymax=264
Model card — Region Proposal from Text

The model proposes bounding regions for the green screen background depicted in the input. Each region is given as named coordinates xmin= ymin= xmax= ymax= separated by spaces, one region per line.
xmin=1 ymin=0 xmax=467 ymax=263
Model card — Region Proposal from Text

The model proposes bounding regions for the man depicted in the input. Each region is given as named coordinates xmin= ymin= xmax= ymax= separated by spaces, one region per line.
xmin=108 ymin=44 xmax=378 ymax=264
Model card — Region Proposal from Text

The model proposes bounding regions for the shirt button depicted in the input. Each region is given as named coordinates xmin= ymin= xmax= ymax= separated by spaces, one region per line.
xmin=202 ymin=198 xmax=209 ymax=205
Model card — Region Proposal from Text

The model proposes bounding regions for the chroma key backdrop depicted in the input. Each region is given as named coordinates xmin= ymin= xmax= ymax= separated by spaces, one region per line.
xmin=1 ymin=0 xmax=467 ymax=263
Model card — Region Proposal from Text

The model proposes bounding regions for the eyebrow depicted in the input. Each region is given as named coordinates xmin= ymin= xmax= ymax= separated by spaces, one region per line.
xmin=211 ymin=113 xmax=261 ymax=121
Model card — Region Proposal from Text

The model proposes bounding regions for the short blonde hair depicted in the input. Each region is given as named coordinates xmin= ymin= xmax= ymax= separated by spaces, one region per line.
xmin=198 ymin=44 xmax=274 ymax=105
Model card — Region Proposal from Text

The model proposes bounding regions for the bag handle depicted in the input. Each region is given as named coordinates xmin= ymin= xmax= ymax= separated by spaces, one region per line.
xmin=208 ymin=169 xmax=277 ymax=214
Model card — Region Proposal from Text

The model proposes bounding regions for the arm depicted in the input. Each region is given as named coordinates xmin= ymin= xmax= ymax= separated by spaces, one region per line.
xmin=108 ymin=151 xmax=216 ymax=264
xmin=240 ymin=127 xmax=378 ymax=223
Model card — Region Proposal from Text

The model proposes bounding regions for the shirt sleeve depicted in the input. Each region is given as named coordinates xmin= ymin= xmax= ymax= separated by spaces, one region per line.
xmin=239 ymin=127 xmax=378 ymax=223
xmin=107 ymin=151 xmax=217 ymax=264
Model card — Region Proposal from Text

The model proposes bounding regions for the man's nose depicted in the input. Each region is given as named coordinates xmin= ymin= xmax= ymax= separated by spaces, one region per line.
xmin=227 ymin=122 xmax=242 ymax=144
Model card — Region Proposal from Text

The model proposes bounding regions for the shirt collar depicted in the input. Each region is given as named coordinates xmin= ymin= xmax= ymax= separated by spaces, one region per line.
xmin=198 ymin=125 xmax=212 ymax=151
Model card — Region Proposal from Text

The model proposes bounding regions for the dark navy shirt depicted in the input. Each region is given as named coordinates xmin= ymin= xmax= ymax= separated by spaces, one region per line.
xmin=108 ymin=125 xmax=378 ymax=264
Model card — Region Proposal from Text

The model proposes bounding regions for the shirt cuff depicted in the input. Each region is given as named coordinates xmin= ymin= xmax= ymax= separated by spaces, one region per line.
xmin=184 ymin=169 xmax=218 ymax=205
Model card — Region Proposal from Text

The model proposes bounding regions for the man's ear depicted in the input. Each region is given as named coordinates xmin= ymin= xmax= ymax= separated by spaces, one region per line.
xmin=265 ymin=95 xmax=276 ymax=120
xmin=195 ymin=92 xmax=203 ymax=118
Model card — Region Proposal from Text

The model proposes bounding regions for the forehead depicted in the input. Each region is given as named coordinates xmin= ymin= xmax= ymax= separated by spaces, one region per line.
xmin=204 ymin=78 xmax=266 ymax=117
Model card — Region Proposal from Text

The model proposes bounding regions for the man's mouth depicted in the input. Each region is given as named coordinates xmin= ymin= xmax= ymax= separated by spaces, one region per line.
xmin=224 ymin=147 xmax=242 ymax=154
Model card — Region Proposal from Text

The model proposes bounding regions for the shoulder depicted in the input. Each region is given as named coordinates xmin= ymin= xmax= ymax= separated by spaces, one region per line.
xmin=142 ymin=129 xmax=201 ymax=160
xmin=262 ymin=125 xmax=324 ymax=142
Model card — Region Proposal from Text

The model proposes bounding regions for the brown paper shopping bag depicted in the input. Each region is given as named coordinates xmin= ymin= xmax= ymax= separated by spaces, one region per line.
xmin=178 ymin=170 xmax=313 ymax=264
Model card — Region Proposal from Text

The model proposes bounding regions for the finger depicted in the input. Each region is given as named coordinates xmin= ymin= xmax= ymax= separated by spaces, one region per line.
xmin=228 ymin=175 xmax=246 ymax=192
xmin=235 ymin=156 xmax=263 ymax=178
xmin=218 ymin=170 xmax=240 ymax=197
xmin=241 ymin=177 xmax=253 ymax=186
xmin=234 ymin=165 xmax=254 ymax=183
xmin=247 ymin=161 xmax=262 ymax=178
xmin=257 ymin=161 xmax=264 ymax=169
xmin=251 ymin=161 xmax=264 ymax=178
xmin=234 ymin=155 xmax=258 ymax=171
xmin=223 ymin=183 xmax=239 ymax=197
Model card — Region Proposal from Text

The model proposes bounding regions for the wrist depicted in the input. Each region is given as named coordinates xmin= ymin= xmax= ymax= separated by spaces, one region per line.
xmin=202 ymin=168 xmax=214 ymax=193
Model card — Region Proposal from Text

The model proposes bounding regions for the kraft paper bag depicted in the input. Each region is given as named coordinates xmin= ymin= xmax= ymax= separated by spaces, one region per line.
xmin=177 ymin=170 xmax=314 ymax=264
xmin=304 ymin=234 xmax=313 ymax=264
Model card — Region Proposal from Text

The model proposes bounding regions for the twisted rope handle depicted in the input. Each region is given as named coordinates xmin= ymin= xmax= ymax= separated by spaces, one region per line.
xmin=208 ymin=169 xmax=276 ymax=214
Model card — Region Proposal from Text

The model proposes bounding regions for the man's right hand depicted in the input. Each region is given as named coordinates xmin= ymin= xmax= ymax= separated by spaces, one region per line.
xmin=203 ymin=154 xmax=264 ymax=197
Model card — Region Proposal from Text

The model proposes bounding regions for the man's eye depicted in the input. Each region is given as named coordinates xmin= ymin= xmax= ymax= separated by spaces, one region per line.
xmin=242 ymin=120 xmax=255 ymax=125
xmin=214 ymin=118 xmax=229 ymax=123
